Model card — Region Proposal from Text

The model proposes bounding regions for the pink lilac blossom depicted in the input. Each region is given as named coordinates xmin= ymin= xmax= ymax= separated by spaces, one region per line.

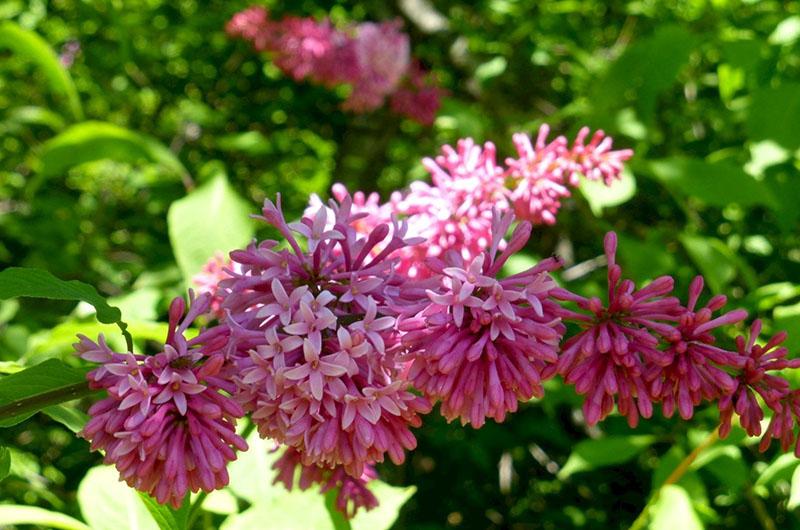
xmin=192 ymin=252 xmax=242 ymax=318
xmin=221 ymin=194 xmax=431 ymax=479
xmin=505 ymin=125 xmax=634 ymax=224
xmin=551 ymin=232 xmax=683 ymax=427
xmin=645 ymin=276 xmax=748 ymax=421
xmin=226 ymin=7 xmax=442 ymax=124
xmin=273 ymin=447 xmax=379 ymax=517
xmin=402 ymin=210 xmax=565 ymax=427
xmin=74 ymin=293 xmax=247 ymax=507
xmin=718 ymin=320 xmax=800 ymax=438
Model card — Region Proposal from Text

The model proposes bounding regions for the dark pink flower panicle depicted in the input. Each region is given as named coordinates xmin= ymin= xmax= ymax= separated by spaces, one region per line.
xmin=718 ymin=320 xmax=799 ymax=438
xmin=403 ymin=210 xmax=565 ymax=427
xmin=646 ymin=276 xmax=748 ymax=421
xmin=552 ymin=232 xmax=682 ymax=427
xmin=74 ymin=293 xmax=247 ymax=507
xmin=223 ymin=194 xmax=431 ymax=478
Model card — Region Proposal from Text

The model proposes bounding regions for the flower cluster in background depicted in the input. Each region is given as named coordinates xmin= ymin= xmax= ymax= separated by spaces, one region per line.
xmin=226 ymin=6 xmax=445 ymax=125
xmin=74 ymin=128 xmax=798 ymax=520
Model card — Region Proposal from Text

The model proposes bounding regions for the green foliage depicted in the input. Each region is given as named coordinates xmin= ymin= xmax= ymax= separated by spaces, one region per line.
xmin=0 ymin=359 xmax=93 ymax=427
xmin=0 ymin=505 xmax=91 ymax=530
xmin=2 ymin=0 xmax=800 ymax=528
xmin=167 ymin=170 xmax=255 ymax=281
xmin=0 ymin=21 xmax=82 ymax=120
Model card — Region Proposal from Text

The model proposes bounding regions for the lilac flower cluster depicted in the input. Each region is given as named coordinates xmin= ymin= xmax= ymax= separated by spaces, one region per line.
xmin=306 ymin=125 xmax=631 ymax=278
xmin=75 ymin=128 xmax=799 ymax=518
xmin=74 ymin=294 xmax=246 ymax=507
xmin=226 ymin=6 xmax=445 ymax=125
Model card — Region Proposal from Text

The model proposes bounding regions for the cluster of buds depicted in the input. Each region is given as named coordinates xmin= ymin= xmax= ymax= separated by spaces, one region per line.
xmin=74 ymin=127 xmax=798 ymax=520
xmin=226 ymin=6 xmax=445 ymax=125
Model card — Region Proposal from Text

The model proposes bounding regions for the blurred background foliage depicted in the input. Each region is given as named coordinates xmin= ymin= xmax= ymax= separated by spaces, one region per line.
xmin=2 ymin=0 xmax=800 ymax=528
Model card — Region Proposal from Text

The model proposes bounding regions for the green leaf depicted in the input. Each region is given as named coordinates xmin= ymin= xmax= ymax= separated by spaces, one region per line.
xmin=649 ymin=485 xmax=704 ymax=530
xmin=216 ymin=131 xmax=272 ymax=156
xmin=755 ymin=453 xmax=799 ymax=488
xmin=647 ymin=157 xmax=776 ymax=208
xmin=37 ymin=121 xmax=187 ymax=179
xmin=558 ymin=435 xmax=655 ymax=479
xmin=42 ymin=404 xmax=89 ymax=433
xmin=475 ymin=56 xmax=507 ymax=83
xmin=0 ymin=505 xmax=91 ymax=530
xmin=679 ymin=234 xmax=738 ymax=293
xmin=0 ymin=446 xmax=10 ymax=480
xmin=0 ymin=359 xmax=94 ymax=427
xmin=168 ymin=170 xmax=254 ymax=281
xmin=578 ymin=168 xmax=636 ymax=216
xmin=592 ymin=26 xmax=697 ymax=124
xmin=78 ymin=466 xmax=160 ymax=530
xmin=139 ymin=492 xmax=190 ymax=530
xmin=747 ymin=84 xmax=800 ymax=151
xmin=788 ymin=465 xmax=800 ymax=509
xmin=351 ymin=482 xmax=416 ymax=530
xmin=692 ymin=445 xmax=748 ymax=492
xmin=0 ymin=21 xmax=83 ymax=121
xmin=0 ymin=267 xmax=132 ymax=348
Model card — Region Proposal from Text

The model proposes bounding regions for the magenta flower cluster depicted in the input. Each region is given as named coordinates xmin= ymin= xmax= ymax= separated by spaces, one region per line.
xmin=74 ymin=127 xmax=798 ymax=519
xmin=226 ymin=6 xmax=445 ymax=125
xmin=307 ymin=125 xmax=632 ymax=278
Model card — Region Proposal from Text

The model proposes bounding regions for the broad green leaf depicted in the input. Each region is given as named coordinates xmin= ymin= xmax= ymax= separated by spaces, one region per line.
xmin=168 ymin=171 xmax=254 ymax=282
xmin=592 ymin=26 xmax=697 ymax=124
xmin=78 ymin=466 xmax=160 ymax=530
xmin=0 ymin=267 xmax=123 ymax=325
xmin=578 ymin=168 xmax=636 ymax=216
xmin=139 ymin=492 xmax=190 ymax=530
xmin=617 ymin=232 xmax=677 ymax=283
xmin=747 ymin=84 xmax=800 ymax=150
xmin=744 ymin=282 xmax=800 ymax=312
xmin=691 ymin=445 xmax=748 ymax=492
xmin=0 ymin=505 xmax=90 ymax=530
xmin=42 ymin=404 xmax=89 ymax=433
xmin=649 ymin=485 xmax=704 ymax=530
xmin=745 ymin=140 xmax=790 ymax=176
xmin=717 ymin=63 xmax=745 ymax=103
xmin=679 ymin=234 xmax=738 ymax=293
xmin=226 ymin=431 xmax=281 ymax=505
xmin=0 ymin=21 xmax=83 ymax=120
xmin=647 ymin=157 xmax=775 ymax=208
xmin=755 ymin=453 xmax=799 ymax=488
xmin=0 ymin=267 xmax=131 ymax=348
xmin=0 ymin=359 xmax=93 ymax=427
xmin=558 ymin=435 xmax=655 ymax=478
xmin=1 ymin=105 xmax=66 ymax=132
xmin=351 ymin=482 xmax=416 ymax=530
xmin=37 ymin=121 xmax=187 ymax=179
xmin=652 ymin=447 xmax=708 ymax=505
xmin=0 ymin=446 xmax=10 ymax=480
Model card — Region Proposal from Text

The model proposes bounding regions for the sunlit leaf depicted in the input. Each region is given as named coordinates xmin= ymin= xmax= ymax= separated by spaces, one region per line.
xmin=139 ymin=493 xmax=190 ymax=530
xmin=578 ymin=168 xmax=636 ymax=216
xmin=558 ymin=435 xmax=655 ymax=479
xmin=0 ymin=505 xmax=90 ymax=530
xmin=78 ymin=466 xmax=160 ymax=530
xmin=649 ymin=485 xmax=703 ymax=530
xmin=37 ymin=121 xmax=187 ymax=179
xmin=0 ymin=446 xmax=10 ymax=480
xmin=0 ymin=359 xmax=93 ymax=427
xmin=168 ymin=170 xmax=254 ymax=282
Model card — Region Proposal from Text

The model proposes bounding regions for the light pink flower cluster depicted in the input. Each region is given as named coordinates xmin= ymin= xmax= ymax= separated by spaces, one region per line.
xmin=220 ymin=195 xmax=431 ymax=480
xmin=401 ymin=210 xmax=565 ymax=427
xmin=74 ymin=294 xmax=246 ymax=507
xmin=192 ymin=252 xmax=242 ymax=318
xmin=308 ymin=125 xmax=631 ymax=278
xmin=226 ymin=6 xmax=443 ymax=124
xmin=273 ymin=447 xmax=378 ymax=517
